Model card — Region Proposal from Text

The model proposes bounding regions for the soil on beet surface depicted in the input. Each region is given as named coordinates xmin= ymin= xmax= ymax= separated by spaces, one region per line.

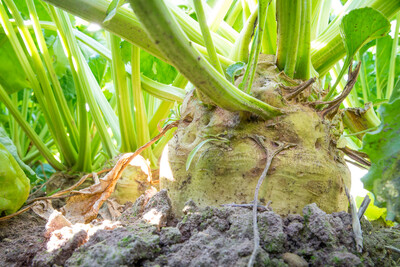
xmin=0 ymin=190 xmax=399 ymax=267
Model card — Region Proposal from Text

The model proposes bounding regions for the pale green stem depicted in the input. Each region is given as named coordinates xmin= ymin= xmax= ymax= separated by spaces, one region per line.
xmin=295 ymin=0 xmax=312 ymax=80
xmin=109 ymin=34 xmax=136 ymax=152
xmin=276 ymin=0 xmax=302 ymax=77
xmin=326 ymin=56 xmax=352 ymax=100
xmin=312 ymin=0 xmax=331 ymax=39
xmin=241 ymin=0 xmax=270 ymax=94
xmin=261 ymin=0 xmax=276 ymax=55
xmin=0 ymin=84 xmax=65 ymax=170
xmin=193 ymin=0 xmax=224 ymax=74
xmin=52 ymin=7 xmax=117 ymax=160
xmin=385 ymin=13 xmax=400 ymax=99
xmin=20 ymin=89 xmax=30 ymax=156
xmin=49 ymin=7 xmax=92 ymax=171
xmin=241 ymin=0 xmax=251 ymax=23
xmin=23 ymin=140 xmax=55 ymax=164
xmin=152 ymin=128 xmax=175 ymax=159
xmin=131 ymin=45 xmax=155 ymax=163
xmin=10 ymin=94 xmax=22 ymax=158
xmin=357 ymin=52 xmax=370 ymax=104
xmin=26 ymin=0 xmax=79 ymax=151
xmin=129 ymin=0 xmax=282 ymax=119
xmin=225 ymin=0 xmax=242 ymax=26
xmin=4 ymin=20 xmax=205 ymax=103
xmin=1 ymin=0 xmax=78 ymax=166
xmin=229 ymin=6 xmax=258 ymax=62
xmin=166 ymin=0 xmax=233 ymax=56
xmin=149 ymin=74 xmax=188 ymax=138
xmin=208 ymin=0 xmax=234 ymax=32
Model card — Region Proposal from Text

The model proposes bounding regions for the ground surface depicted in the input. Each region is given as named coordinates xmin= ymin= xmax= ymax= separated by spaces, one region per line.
xmin=0 ymin=190 xmax=399 ymax=267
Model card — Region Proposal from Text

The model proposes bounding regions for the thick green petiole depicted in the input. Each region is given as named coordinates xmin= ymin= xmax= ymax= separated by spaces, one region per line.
xmin=385 ymin=13 xmax=400 ymax=99
xmin=129 ymin=0 xmax=282 ymax=119
xmin=193 ymin=0 xmax=224 ymax=74
xmin=131 ymin=45 xmax=155 ymax=163
xmin=276 ymin=0 xmax=302 ymax=78
xmin=109 ymin=34 xmax=137 ymax=152
xmin=294 ymin=0 xmax=312 ymax=80
xmin=0 ymin=85 xmax=65 ymax=170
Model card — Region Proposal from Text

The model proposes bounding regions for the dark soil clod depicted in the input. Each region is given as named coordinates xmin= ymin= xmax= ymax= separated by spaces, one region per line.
xmin=0 ymin=191 xmax=399 ymax=267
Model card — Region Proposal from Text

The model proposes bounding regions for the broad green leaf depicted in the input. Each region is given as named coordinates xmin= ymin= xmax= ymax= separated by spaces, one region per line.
xmin=362 ymin=96 xmax=400 ymax=222
xmin=34 ymin=163 xmax=55 ymax=182
xmin=120 ymin=41 xmax=178 ymax=84
xmin=0 ymin=126 xmax=40 ymax=184
xmin=329 ymin=7 xmax=390 ymax=95
xmin=103 ymin=0 xmax=126 ymax=24
xmin=47 ymin=36 xmax=69 ymax=78
xmin=13 ymin=0 xmax=52 ymax=21
xmin=340 ymin=7 xmax=390 ymax=60
xmin=59 ymin=69 xmax=76 ymax=102
xmin=356 ymin=195 xmax=385 ymax=221
xmin=390 ymin=79 xmax=400 ymax=102
xmin=88 ymin=54 xmax=107 ymax=85
xmin=0 ymin=34 xmax=30 ymax=94
xmin=356 ymin=194 xmax=394 ymax=226
xmin=140 ymin=50 xmax=178 ymax=84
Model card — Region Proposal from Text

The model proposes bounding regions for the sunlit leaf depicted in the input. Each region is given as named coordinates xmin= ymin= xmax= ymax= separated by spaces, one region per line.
xmin=120 ymin=41 xmax=178 ymax=84
xmin=356 ymin=194 xmax=394 ymax=226
xmin=13 ymin=0 xmax=52 ymax=21
xmin=0 ymin=35 xmax=30 ymax=94
xmin=88 ymin=54 xmax=107 ymax=84
xmin=340 ymin=7 xmax=390 ymax=60
xmin=362 ymin=96 xmax=400 ymax=222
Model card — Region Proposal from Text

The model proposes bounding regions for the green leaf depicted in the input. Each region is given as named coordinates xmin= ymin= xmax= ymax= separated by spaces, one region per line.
xmin=390 ymin=79 xmax=400 ymax=103
xmin=0 ymin=126 xmax=40 ymax=184
xmin=47 ymin=35 xmax=70 ymax=78
xmin=226 ymin=62 xmax=246 ymax=83
xmin=120 ymin=41 xmax=178 ymax=84
xmin=362 ymin=96 xmax=400 ymax=222
xmin=103 ymin=0 xmax=126 ymax=24
xmin=139 ymin=50 xmax=178 ymax=84
xmin=0 ymin=34 xmax=31 ymax=94
xmin=356 ymin=194 xmax=394 ymax=226
xmin=59 ymin=69 xmax=76 ymax=101
xmin=329 ymin=7 xmax=391 ymax=96
xmin=34 ymin=163 xmax=55 ymax=182
xmin=88 ymin=54 xmax=107 ymax=84
xmin=13 ymin=0 xmax=52 ymax=21
xmin=340 ymin=7 xmax=390 ymax=59
xmin=355 ymin=196 xmax=383 ymax=221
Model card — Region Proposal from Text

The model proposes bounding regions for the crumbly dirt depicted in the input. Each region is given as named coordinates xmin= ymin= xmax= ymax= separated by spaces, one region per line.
xmin=0 ymin=190 xmax=399 ymax=267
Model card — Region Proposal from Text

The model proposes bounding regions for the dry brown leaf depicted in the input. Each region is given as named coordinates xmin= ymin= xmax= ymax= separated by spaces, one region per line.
xmin=61 ymin=153 xmax=145 ymax=223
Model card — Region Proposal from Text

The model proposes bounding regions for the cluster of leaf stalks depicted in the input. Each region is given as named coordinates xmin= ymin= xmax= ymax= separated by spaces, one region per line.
xmin=0 ymin=0 xmax=399 ymax=219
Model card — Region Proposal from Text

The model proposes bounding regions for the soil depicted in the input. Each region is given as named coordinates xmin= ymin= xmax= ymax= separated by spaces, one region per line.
xmin=0 ymin=190 xmax=399 ymax=267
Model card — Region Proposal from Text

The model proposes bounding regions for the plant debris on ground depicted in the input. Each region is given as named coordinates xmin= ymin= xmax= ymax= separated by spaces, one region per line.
xmin=0 ymin=190 xmax=399 ymax=267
